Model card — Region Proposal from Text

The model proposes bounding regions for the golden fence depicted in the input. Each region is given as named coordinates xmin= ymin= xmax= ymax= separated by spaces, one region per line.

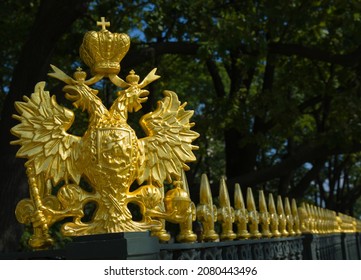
xmin=189 ymin=174 xmax=361 ymax=244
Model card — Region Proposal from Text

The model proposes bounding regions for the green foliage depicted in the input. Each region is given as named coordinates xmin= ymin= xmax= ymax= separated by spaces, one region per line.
xmin=3 ymin=0 xmax=361 ymax=216
xmin=0 ymin=0 xmax=40 ymax=110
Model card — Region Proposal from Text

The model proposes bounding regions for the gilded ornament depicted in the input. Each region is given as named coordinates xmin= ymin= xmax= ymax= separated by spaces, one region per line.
xmin=312 ymin=205 xmax=322 ymax=234
xmin=259 ymin=190 xmax=272 ymax=238
xmin=277 ymin=195 xmax=288 ymax=237
xmin=291 ymin=199 xmax=302 ymax=235
xmin=319 ymin=207 xmax=325 ymax=233
xmin=305 ymin=204 xmax=315 ymax=233
xmin=234 ymin=184 xmax=250 ymax=239
xmin=268 ymin=193 xmax=281 ymax=237
xmin=246 ymin=188 xmax=261 ymax=239
xmin=324 ymin=209 xmax=331 ymax=233
xmin=196 ymin=174 xmax=219 ymax=242
xmin=284 ymin=197 xmax=296 ymax=236
xmin=11 ymin=18 xmax=199 ymax=248
xmin=217 ymin=177 xmax=236 ymax=240
xmin=311 ymin=205 xmax=319 ymax=234
xmin=329 ymin=210 xmax=336 ymax=233
xmin=298 ymin=203 xmax=310 ymax=233
xmin=175 ymin=171 xmax=197 ymax=243
xmin=332 ymin=211 xmax=339 ymax=233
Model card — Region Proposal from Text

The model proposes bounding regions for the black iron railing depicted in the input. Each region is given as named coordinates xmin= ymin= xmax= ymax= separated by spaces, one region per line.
xmin=1 ymin=232 xmax=360 ymax=260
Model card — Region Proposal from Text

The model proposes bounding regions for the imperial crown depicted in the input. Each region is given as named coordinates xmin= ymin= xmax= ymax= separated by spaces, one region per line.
xmin=79 ymin=17 xmax=130 ymax=75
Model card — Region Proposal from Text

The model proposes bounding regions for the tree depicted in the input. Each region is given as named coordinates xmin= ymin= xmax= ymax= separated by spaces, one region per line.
xmin=120 ymin=0 xmax=361 ymax=213
xmin=2 ymin=0 xmax=361 ymax=251
xmin=0 ymin=0 xmax=90 ymax=252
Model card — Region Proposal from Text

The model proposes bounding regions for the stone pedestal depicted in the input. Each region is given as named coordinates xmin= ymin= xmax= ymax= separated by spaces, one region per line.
xmin=0 ymin=232 xmax=160 ymax=260
xmin=65 ymin=232 xmax=160 ymax=260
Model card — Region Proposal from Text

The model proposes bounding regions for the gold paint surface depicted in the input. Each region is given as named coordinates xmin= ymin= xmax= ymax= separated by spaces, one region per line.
xmin=196 ymin=174 xmax=219 ymax=242
xmin=284 ymin=197 xmax=296 ymax=236
xmin=234 ymin=184 xmax=250 ymax=239
xmin=268 ymin=193 xmax=281 ymax=238
xmin=259 ymin=190 xmax=272 ymax=238
xmin=246 ymin=188 xmax=262 ymax=239
xmin=277 ymin=196 xmax=289 ymax=237
xmin=217 ymin=177 xmax=236 ymax=240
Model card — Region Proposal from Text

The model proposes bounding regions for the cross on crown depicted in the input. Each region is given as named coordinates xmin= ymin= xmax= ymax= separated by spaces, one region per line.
xmin=97 ymin=17 xmax=110 ymax=31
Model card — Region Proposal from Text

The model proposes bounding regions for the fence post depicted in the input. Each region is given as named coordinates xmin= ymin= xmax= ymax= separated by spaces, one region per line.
xmin=65 ymin=232 xmax=160 ymax=260
xmin=302 ymin=234 xmax=318 ymax=260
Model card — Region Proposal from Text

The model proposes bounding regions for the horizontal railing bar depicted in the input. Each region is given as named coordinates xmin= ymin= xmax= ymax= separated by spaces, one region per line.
xmin=160 ymin=236 xmax=304 ymax=251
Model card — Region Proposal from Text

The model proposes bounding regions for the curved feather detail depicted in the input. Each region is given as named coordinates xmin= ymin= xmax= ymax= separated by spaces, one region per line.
xmin=138 ymin=90 xmax=199 ymax=187
xmin=11 ymin=82 xmax=81 ymax=185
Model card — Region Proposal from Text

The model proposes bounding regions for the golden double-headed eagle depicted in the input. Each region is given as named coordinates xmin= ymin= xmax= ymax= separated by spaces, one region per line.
xmin=11 ymin=18 xmax=199 ymax=248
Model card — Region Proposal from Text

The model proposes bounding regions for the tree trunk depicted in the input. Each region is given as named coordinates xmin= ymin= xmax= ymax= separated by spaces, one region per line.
xmin=0 ymin=0 xmax=88 ymax=252
xmin=225 ymin=128 xmax=258 ymax=181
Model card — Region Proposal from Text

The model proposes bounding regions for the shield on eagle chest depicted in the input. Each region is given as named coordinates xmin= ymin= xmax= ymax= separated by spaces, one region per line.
xmin=96 ymin=126 xmax=136 ymax=172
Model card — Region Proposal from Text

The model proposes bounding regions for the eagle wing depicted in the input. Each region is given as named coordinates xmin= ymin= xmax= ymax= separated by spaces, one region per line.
xmin=138 ymin=90 xmax=199 ymax=187
xmin=11 ymin=82 xmax=81 ymax=185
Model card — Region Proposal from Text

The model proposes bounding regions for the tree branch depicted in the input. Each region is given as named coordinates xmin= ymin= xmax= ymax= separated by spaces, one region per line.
xmin=289 ymin=160 xmax=325 ymax=199
xmin=227 ymin=141 xmax=361 ymax=189
xmin=269 ymin=43 xmax=361 ymax=67
xmin=206 ymin=59 xmax=226 ymax=98
xmin=122 ymin=40 xmax=361 ymax=77
xmin=122 ymin=41 xmax=200 ymax=69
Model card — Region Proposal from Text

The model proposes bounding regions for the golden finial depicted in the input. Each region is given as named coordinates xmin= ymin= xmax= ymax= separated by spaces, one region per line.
xmin=291 ymin=199 xmax=302 ymax=235
xmin=346 ymin=214 xmax=352 ymax=232
xmin=73 ymin=67 xmax=87 ymax=82
xmin=313 ymin=206 xmax=319 ymax=233
xmin=313 ymin=206 xmax=320 ymax=233
xmin=325 ymin=209 xmax=331 ymax=233
xmin=298 ymin=202 xmax=310 ymax=233
xmin=196 ymin=174 xmax=219 ymax=242
xmin=323 ymin=209 xmax=328 ymax=233
xmin=311 ymin=205 xmax=319 ymax=234
xmin=268 ymin=193 xmax=281 ymax=237
xmin=340 ymin=213 xmax=350 ymax=232
xmin=97 ymin=17 xmax=110 ymax=31
xmin=332 ymin=211 xmax=339 ymax=233
xmin=217 ymin=177 xmax=236 ymax=240
xmin=325 ymin=208 xmax=330 ymax=233
xmin=324 ymin=209 xmax=330 ymax=233
xmin=284 ymin=197 xmax=295 ymax=236
xmin=277 ymin=195 xmax=288 ymax=237
xmin=305 ymin=204 xmax=315 ymax=233
xmin=320 ymin=207 xmax=325 ymax=233
xmin=338 ymin=213 xmax=344 ymax=232
xmin=341 ymin=213 xmax=346 ymax=232
xmin=348 ymin=216 xmax=352 ymax=233
xmin=318 ymin=207 xmax=325 ymax=233
xmin=126 ymin=70 xmax=140 ymax=84
xmin=234 ymin=184 xmax=250 ymax=239
xmin=352 ymin=216 xmax=357 ymax=233
xmin=327 ymin=209 xmax=338 ymax=233
xmin=247 ymin=187 xmax=262 ymax=238
xmin=331 ymin=210 xmax=337 ymax=233
xmin=349 ymin=215 xmax=355 ymax=232
xmin=356 ymin=220 xmax=361 ymax=233
xmin=259 ymin=190 xmax=272 ymax=238
xmin=175 ymin=171 xmax=197 ymax=243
